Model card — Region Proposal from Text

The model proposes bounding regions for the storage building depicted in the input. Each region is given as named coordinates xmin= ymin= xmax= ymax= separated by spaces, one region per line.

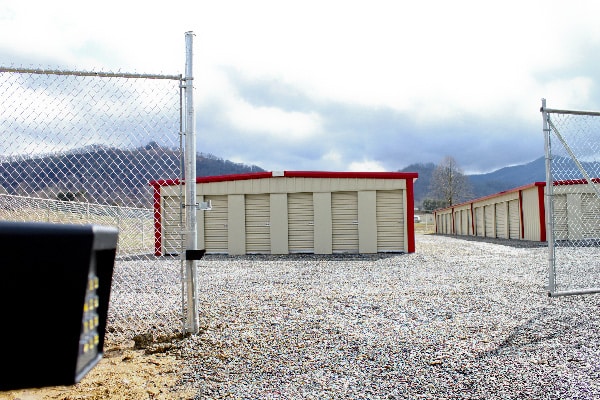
xmin=434 ymin=182 xmax=547 ymax=242
xmin=552 ymin=179 xmax=600 ymax=241
xmin=150 ymin=171 xmax=418 ymax=256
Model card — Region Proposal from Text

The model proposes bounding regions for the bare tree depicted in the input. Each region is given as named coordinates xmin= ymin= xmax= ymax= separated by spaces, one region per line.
xmin=428 ymin=156 xmax=472 ymax=207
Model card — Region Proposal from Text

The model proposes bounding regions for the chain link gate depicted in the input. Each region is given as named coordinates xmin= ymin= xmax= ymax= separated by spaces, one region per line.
xmin=0 ymin=34 xmax=198 ymax=342
xmin=541 ymin=99 xmax=600 ymax=296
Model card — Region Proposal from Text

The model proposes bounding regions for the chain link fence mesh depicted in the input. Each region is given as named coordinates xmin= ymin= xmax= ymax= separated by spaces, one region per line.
xmin=544 ymin=106 xmax=600 ymax=295
xmin=0 ymin=67 xmax=186 ymax=342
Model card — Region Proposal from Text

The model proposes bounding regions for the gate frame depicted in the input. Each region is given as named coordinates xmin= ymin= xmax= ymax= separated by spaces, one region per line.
xmin=541 ymin=98 xmax=600 ymax=297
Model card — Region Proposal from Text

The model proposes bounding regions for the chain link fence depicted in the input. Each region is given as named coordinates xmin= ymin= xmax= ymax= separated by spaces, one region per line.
xmin=0 ymin=66 xmax=187 ymax=342
xmin=542 ymin=100 xmax=600 ymax=296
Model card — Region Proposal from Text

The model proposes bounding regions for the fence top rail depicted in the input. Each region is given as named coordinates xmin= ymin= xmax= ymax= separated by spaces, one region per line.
xmin=541 ymin=106 xmax=600 ymax=117
xmin=0 ymin=66 xmax=182 ymax=81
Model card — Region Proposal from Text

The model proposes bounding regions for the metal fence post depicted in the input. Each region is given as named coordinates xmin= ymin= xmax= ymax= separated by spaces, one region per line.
xmin=541 ymin=98 xmax=556 ymax=294
xmin=184 ymin=31 xmax=199 ymax=333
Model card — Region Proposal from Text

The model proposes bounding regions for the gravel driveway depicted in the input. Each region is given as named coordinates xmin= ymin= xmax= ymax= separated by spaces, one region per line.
xmin=178 ymin=234 xmax=600 ymax=399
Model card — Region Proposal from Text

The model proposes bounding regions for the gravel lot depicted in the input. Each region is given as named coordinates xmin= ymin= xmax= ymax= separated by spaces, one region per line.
xmin=175 ymin=234 xmax=600 ymax=399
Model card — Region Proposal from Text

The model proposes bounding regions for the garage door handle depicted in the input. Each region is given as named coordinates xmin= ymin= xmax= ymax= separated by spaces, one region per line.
xmin=352 ymin=221 xmax=359 ymax=225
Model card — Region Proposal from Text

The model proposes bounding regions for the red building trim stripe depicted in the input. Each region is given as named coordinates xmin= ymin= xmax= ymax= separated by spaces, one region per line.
xmin=149 ymin=171 xmax=420 ymax=187
xmin=151 ymin=182 xmax=163 ymax=256
xmin=518 ymin=189 xmax=525 ymax=240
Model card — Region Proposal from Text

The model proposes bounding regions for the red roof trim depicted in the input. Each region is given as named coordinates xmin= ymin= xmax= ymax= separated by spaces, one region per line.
xmin=553 ymin=178 xmax=600 ymax=185
xmin=150 ymin=171 xmax=419 ymax=187
xmin=284 ymin=171 xmax=418 ymax=180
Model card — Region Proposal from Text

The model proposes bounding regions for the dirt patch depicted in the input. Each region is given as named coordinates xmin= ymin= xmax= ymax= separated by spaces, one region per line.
xmin=0 ymin=336 xmax=196 ymax=400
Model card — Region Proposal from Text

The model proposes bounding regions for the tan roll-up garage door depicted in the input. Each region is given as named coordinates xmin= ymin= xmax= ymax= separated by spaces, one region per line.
xmin=162 ymin=195 xmax=183 ymax=254
xmin=454 ymin=210 xmax=464 ymax=235
xmin=246 ymin=194 xmax=271 ymax=253
xmin=454 ymin=210 xmax=465 ymax=235
xmin=465 ymin=210 xmax=473 ymax=235
xmin=475 ymin=207 xmax=484 ymax=236
xmin=485 ymin=205 xmax=495 ymax=237
xmin=204 ymin=195 xmax=228 ymax=253
xmin=461 ymin=210 xmax=469 ymax=235
xmin=554 ymin=194 xmax=568 ymax=240
xmin=581 ymin=193 xmax=600 ymax=239
xmin=376 ymin=190 xmax=404 ymax=252
xmin=495 ymin=202 xmax=507 ymax=239
xmin=288 ymin=192 xmax=314 ymax=253
xmin=508 ymin=199 xmax=520 ymax=239
xmin=332 ymin=191 xmax=359 ymax=253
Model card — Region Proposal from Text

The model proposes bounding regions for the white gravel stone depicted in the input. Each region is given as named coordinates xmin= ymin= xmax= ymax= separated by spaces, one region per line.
xmin=175 ymin=234 xmax=600 ymax=399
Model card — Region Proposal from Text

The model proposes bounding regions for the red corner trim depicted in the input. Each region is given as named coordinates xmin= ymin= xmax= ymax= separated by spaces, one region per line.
xmin=151 ymin=182 xmax=162 ymax=256
xmin=405 ymin=177 xmax=416 ymax=253
xmin=538 ymin=184 xmax=546 ymax=242
xmin=518 ymin=190 xmax=525 ymax=240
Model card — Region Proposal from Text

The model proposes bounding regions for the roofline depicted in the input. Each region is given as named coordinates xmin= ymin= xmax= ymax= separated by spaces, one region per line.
xmin=553 ymin=177 xmax=600 ymax=186
xmin=150 ymin=171 xmax=419 ymax=187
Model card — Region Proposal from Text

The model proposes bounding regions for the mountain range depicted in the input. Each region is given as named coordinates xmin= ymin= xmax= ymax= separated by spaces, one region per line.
xmin=0 ymin=143 xmax=264 ymax=207
xmin=402 ymin=156 xmax=600 ymax=208
xmin=401 ymin=157 xmax=547 ymax=207
xmin=1 ymin=143 xmax=593 ymax=209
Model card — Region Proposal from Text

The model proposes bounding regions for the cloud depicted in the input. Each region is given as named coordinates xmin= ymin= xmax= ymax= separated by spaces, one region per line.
xmin=349 ymin=160 xmax=386 ymax=172
xmin=225 ymin=100 xmax=322 ymax=140
xmin=3 ymin=0 xmax=600 ymax=175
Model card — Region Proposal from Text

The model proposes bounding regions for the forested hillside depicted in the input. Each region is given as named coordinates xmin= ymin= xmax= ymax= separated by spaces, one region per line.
xmin=0 ymin=143 xmax=263 ymax=206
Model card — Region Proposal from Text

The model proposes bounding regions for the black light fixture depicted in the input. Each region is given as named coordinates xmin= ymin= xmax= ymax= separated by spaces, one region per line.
xmin=0 ymin=221 xmax=118 ymax=391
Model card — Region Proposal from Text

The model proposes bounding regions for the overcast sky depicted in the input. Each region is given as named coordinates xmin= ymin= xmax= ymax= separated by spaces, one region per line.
xmin=2 ymin=0 xmax=600 ymax=173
